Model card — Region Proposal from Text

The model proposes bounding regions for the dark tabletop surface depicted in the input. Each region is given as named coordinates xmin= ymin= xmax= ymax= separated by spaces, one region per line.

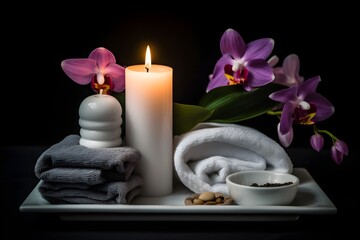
xmin=1 ymin=145 xmax=358 ymax=239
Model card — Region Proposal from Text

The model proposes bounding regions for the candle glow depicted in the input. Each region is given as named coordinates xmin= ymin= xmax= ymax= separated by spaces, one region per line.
xmin=145 ymin=45 xmax=151 ymax=72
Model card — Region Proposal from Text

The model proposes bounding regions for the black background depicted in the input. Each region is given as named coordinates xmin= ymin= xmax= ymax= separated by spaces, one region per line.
xmin=3 ymin=3 xmax=357 ymax=152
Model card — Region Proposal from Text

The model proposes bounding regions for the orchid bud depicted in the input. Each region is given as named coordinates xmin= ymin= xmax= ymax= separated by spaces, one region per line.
xmin=331 ymin=140 xmax=349 ymax=165
xmin=310 ymin=134 xmax=324 ymax=152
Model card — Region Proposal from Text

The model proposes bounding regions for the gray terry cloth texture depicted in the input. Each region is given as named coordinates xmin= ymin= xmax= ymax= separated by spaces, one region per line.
xmin=34 ymin=134 xmax=143 ymax=204
xmin=38 ymin=174 xmax=143 ymax=204
xmin=35 ymin=134 xmax=141 ymax=184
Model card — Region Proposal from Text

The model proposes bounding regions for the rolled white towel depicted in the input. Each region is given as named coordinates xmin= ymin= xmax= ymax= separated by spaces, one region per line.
xmin=173 ymin=122 xmax=293 ymax=194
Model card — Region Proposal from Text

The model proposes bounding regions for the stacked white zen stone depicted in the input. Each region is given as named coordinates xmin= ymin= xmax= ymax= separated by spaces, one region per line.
xmin=78 ymin=94 xmax=123 ymax=148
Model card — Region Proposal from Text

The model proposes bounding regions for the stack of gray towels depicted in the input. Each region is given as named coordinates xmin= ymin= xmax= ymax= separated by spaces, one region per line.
xmin=34 ymin=134 xmax=143 ymax=204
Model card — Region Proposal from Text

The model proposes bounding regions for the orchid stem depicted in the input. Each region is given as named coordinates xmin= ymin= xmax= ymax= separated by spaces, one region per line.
xmin=313 ymin=125 xmax=338 ymax=142
xmin=267 ymin=110 xmax=282 ymax=116
xmin=267 ymin=110 xmax=282 ymax=120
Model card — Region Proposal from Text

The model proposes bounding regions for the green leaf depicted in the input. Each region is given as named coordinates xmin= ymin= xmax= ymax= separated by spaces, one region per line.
xmin=173 ymin=103 xmax=213 ymax=135
xmin=198 ymin=83 xmax=284 ymax=122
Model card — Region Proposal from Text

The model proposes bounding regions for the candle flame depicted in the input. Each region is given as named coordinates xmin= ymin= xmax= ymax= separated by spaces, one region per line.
xmin=145 ymin=45 xmax=151 ymax=72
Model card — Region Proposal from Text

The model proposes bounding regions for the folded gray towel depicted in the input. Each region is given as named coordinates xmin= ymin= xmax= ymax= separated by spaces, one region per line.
xmin=35 ymin=134 xmax=141 ymax=184
xmin=39 ymin=174 xmax=143 ymax=204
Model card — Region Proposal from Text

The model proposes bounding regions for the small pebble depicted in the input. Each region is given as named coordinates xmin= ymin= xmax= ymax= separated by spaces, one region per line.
xmin=198 ymin=192 xmax=215 ymax=201
xmin=185 ymin=192 xmax=233 ymax=205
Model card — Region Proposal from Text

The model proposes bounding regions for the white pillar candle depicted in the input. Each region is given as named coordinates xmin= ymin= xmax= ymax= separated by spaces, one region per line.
xmin=125 ymin=46 xmax=173 ymax=197
xmin=79 ymin=93 xmax=123 ymax=148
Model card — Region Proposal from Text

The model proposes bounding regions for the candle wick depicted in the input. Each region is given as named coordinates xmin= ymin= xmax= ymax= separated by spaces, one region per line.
xmin=145 ymin=67 xmax=149 ymax=73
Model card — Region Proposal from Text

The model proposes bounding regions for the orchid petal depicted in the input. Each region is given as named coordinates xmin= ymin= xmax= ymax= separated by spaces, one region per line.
xmin=243 ymin=85 xmax=254 ymax=91
xmin=310 ymin=133 xmax=324 ymax=152
xmin=89 ymin=47 xmax=116 ymax=70
xmin=273 ymin=72 xmax=288 ymax=86
xmin=220 ymin=28 xmax=245 ymax=59
xmin=331 ymin=140 xmax=348 ymax=164
xmin=269 ymin=85 xmax=298 ymax=103
xmin=283 ymin=54 xmax=301 ymax=80
xmin=331 ymin=145 xmax=343 ymax=165
xmin=243 ymin=38 xmax=274 ymax=62
xmin=298 ymin=76 xmax=321 ymax=98
xmin=106 ymin=63 xmax=125 ymax=92
xmin=334 ymin=140 xmax=349 ymax=156
xmin=272 ymin=54 xmax=304 ymax=86
xmin=277 ymin=123 xmax=293 ymax=147
xmin=306 ymin=93 xmax=335 ymax=121
xmin=272 ymin=67 xmax=283 ymax=75
xmin=96 ymin=73 xmax=105 ymax=85
xmin=272 ymin=66 xmax=287 ymax=84
xmin=212 ymin=54 xmax=234 ymax=77
xmin=246 ymin=59 xmax=275 ymax=87
xmin=279 ymin=102 xmax=296 ymax=134
xmin=268 ymin=55 xmax=279 ymax=67
xmin=61 ymin=59 xmax=97 ymax=85
xmin=206 ymin=73 xmax=229 ymax=93
xmin=206 ymin=55 xmax=233 ymax=92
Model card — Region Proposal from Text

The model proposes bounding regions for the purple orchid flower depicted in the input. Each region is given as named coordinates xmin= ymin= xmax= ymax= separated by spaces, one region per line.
xmin=206 ymin=28 xmax=275 ymax=92
xmin=331 ymin=140 xmax=349 ymax=165
xmin=273 ymin=54 xmax=304 ymax=87
xmin=61 ymin=47 xmax=125 ymax=94
xmin=269 ymin=76 xmax=335 ymax=145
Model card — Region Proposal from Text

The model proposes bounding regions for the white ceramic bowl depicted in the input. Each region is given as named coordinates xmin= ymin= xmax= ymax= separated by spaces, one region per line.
xmin=226 ymin=171 xmax=299 ymax=206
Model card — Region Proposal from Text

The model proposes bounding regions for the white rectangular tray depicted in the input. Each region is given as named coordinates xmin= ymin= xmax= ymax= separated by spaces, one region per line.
xmin=19 ymin=168 xmax=337 ymax=221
